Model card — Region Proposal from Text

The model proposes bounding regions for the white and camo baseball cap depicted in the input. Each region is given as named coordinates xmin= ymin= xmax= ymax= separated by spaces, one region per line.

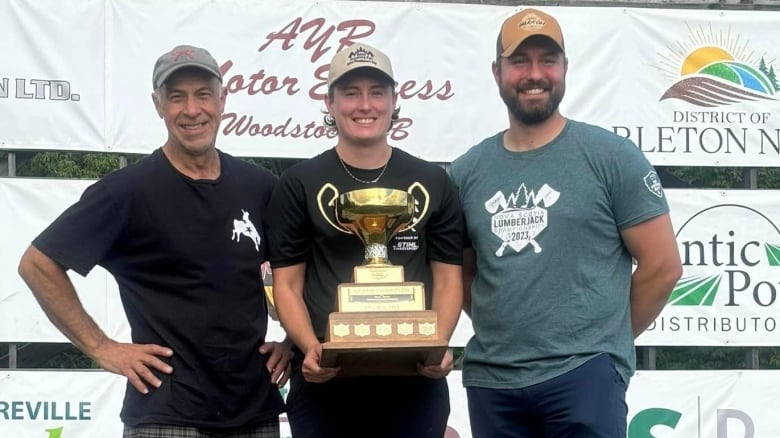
xmin=327 ymin=43 xmax=394 ymax=87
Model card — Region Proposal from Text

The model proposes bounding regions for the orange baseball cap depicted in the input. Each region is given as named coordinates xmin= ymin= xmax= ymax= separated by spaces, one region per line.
xmin=498 ymin=8 xmax=565 ymax=57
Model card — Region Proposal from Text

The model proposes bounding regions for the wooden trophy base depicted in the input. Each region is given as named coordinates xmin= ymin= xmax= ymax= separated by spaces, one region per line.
xmin=320 ymin=310 xmax=448 ymax=376
xmin=320 ymin=341 xmax=448 ymax=377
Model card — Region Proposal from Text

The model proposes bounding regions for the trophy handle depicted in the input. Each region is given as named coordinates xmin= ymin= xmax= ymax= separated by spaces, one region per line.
xmin=317 ymin=183 xmax=351 ymax=234
xmin=401 ymin=182 xmax=430 ymax=233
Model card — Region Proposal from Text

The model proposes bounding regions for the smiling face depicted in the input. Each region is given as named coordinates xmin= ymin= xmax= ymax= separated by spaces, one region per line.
xmin=494 ymin=35 xmax=567 ymax=126
xmin=326 ymin=69 xmax=397 ymax=148
xmin=152 ymin=68 xmax=226 ymax=157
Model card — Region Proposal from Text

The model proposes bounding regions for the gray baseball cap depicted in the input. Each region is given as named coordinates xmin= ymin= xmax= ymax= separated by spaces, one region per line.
xmin=152 ymin=45 xmax=222 ymax=90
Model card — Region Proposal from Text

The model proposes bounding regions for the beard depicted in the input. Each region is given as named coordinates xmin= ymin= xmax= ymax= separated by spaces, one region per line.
xmin=499 ymin=80 xmax=565 ymax=125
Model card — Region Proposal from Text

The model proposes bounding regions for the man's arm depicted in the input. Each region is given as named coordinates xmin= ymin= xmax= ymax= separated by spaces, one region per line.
xmin=621 ymin=213 xmax=683 ymax=338
xmin=272 ymin=263 xmax=338 ymax=382
xmin=462 ymin=247 xmax=477 ymax=318
xmin=18 ymin=245 xmax=173 ymax=393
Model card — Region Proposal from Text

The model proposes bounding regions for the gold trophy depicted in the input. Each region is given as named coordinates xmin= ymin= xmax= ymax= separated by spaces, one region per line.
xmin=319 ymin=188 xmax=448 ymax=376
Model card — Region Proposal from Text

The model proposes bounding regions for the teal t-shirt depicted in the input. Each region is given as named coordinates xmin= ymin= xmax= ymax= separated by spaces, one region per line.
xmin=449 ymin=120 xmax=669 ymax=389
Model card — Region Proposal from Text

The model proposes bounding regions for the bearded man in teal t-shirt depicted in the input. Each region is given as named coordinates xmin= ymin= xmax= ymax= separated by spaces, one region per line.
xmin=449 ymin=8 xmax=683 ymax=438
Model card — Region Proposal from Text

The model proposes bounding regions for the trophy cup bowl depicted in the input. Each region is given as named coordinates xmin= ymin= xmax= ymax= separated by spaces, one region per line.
xmin=336 ymin=188 xmax=414 ymax=266
xmin=321 ymin=187 xmax=448 ymax=376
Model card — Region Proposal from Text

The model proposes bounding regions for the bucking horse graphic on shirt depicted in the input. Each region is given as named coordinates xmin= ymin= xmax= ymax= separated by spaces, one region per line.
xmin=231 ymin=209 xmax=262 ymax=252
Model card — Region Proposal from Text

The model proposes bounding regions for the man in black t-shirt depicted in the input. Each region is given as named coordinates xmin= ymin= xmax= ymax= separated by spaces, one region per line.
xmin=18 ymin=45 xmax=291 ymax=437
xmin=265 ymin=43 xmax=464 ymax=438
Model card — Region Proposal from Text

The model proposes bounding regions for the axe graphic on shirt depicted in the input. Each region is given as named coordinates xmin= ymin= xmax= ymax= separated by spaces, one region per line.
xmin=485 ymin=184 xmax=560 ymax=257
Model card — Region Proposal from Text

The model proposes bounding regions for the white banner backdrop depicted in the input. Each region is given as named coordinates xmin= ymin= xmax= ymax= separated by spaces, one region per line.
xmin=2 ymin=370 xmax=779 ymax=437
xmin=0 ymin=371 xmax=126 ymax=438
xmin=2 ymin=0 xmax=780 ymax=165
xmin=626 ymin=370 xmax=780 ymax=437
xmin=105 ymin=0 xmax=507 ymax=161
xmin=0 ymin=179 xmax=127 ymax=343
xmin=636 ymin=189 xmax=780 ymax=347
xmin=0 ymin=0 xmax=106 ymax=151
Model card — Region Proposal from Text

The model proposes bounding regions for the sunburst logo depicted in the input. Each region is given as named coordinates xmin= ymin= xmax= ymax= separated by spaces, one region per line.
xmin=657 ymin=24 xmax=779 ymax=107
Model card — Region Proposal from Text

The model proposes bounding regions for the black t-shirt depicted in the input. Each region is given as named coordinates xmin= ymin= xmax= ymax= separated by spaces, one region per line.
xmin=265 ymin=147 xmax=463 ymax=339
xmin=33 ymin=148 xmax=284 ymax=428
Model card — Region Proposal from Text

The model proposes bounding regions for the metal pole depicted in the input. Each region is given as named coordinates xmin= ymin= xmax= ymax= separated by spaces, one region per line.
xmin=743 ymin=168 xmax=759 ymax=369
xmin=9 ymin=343 xmax=18 ymax=369
xmin=745 ymin=349 xmax=760 ymax=369
xmin=743 ymin=168 xmax=758 ymax=189
xmin=8 ymin=151 xmax=16 ymax=177
xmin=647 ymin=347 xmax=657 ymax=370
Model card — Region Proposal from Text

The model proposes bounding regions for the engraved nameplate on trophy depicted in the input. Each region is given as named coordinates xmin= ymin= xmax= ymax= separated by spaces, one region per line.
xmin=320 ymin=188 xmax=447 ymax=376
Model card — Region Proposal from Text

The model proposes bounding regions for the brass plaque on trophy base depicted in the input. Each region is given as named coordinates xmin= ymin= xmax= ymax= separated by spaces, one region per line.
xmin=337 ymin=281 xmax=424 ymax=312
xmin=353 ymin=264 xmax=404 ymax=283
xmin=321 ymin=187 xmax=449 ymax=376
xmin=325 ymin=310 xmax=438 ymax=342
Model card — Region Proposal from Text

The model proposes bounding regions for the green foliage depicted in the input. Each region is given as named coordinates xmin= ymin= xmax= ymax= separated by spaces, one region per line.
xmin=758 ymin=168 xmax=780 ymax=188
xmin=655 ymin=347 xmax=749 ymax=369
xmin=761 ymin=348 xmax=780 ymax=368
xmin=242 ymin=157 xmax=304 ymax=177
xmin=665 ymin=166 xmax=780 ymax=189
xmin=666 ymin=167 xmax=745 ymax=188
xmin=17 ymin=152 xmax=121 ymax=178
xmin=452 ymin=347 xmax=465 ymax=370
xmin=9 ymin=151 xmax=300 ymax=179
xmin=40 ymin=345 xmax=99 ymax=369
xmin=636 ymin=347 xmax=780 ymax=370
xmin=14 ymin=151 xmax=148 ymax=178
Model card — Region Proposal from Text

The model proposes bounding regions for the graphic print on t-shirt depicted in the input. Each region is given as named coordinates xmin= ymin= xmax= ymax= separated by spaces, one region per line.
xmin=643 ymin=171 xmax=664 ymax=198
xmin=486 ymin=183 xmax=559 ymax=257
xmin=231 ymin=209 xmax=262 ymax=252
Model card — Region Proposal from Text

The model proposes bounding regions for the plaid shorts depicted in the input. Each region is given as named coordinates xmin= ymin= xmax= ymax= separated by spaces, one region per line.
xmin=123 ymin=418 xmax=280 ymax=438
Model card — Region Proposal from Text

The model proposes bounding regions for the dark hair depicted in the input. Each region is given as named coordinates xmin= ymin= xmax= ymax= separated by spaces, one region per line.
xmin=495 ymin=32 xmax=504 ymax=62
xmin=496 ymin=33 xmax=565 ymax=63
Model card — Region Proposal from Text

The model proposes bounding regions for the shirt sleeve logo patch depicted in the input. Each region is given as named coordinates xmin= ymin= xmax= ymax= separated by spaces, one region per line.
xmin=644 ymin=171 xmax=664 ymax=198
